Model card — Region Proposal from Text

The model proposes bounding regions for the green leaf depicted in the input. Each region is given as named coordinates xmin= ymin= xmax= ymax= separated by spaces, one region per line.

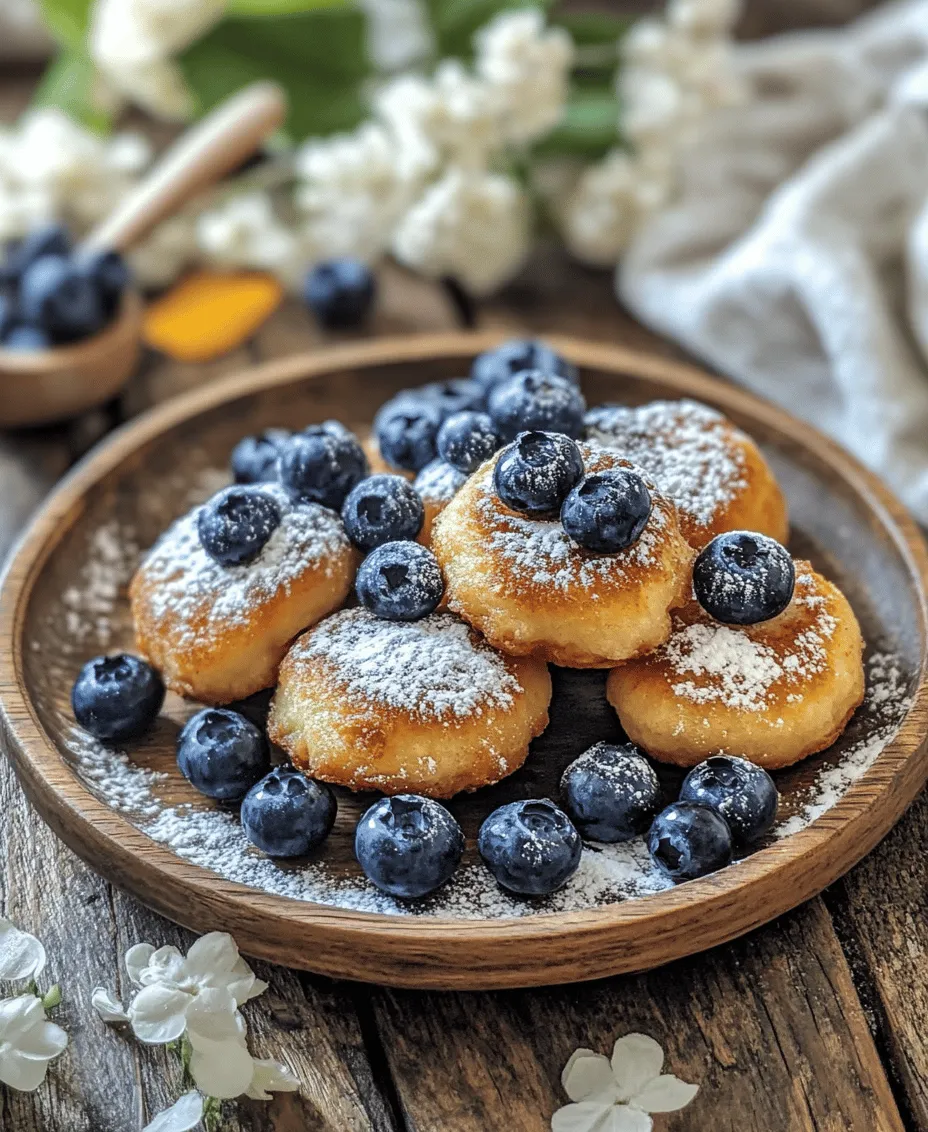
xmin=179 ymin=9 xmax=369 ymax=140
xmin=553 ymin=11 xmax=631 ymax=47
xmin=41 ymin=985 xmax=62 ymax=1011
xmin=33 ymin=50 xmax=112 ymax=133
xmin=533 ymin=89 xmax=619 ymax=159
xmin=228 ymin=0 xmax=348 ymax=14
xmin=36 ymin=0 xmax=93 ymax=51
xmin=424 ymin=0 xmax=550 ymax=60
xmin=179 ymin=9 xmax=368 ymax=140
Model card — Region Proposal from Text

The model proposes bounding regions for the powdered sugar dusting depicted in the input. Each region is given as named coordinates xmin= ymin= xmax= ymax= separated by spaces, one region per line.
xmin=665 ymin=574 xmax=836 ymax=711
xmin=61 ymin=522 xmax=139 ymax=643
xmin=294 ymin=608 xmax=521 ymax=719
xmin=585 ymin=399 xmax=748 ymax=532
xmin=415 ymin=459 xmax=467 ymax=503
xmin=139 ymin=484 xmax=350 ymax=643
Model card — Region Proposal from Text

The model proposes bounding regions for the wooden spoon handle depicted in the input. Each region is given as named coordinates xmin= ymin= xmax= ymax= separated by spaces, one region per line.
xmin=81 ymin=82 xmax=287 ymax=255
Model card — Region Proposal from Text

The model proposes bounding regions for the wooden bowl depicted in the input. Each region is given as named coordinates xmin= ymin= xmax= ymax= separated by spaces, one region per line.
xmin=2 ymin=332 xmax=927 ymax=990
xmin=0 ymin=291 xmax=143 ymax=428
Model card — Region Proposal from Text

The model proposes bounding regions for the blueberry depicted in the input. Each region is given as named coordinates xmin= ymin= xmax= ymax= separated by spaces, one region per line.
xmin=241 ymin=767 xmax=336 ymax=857
xmin=680 ymin=755 xmax=778 ymax=845
xmin=648 ymin=802 xmax=733 ymax=881
xmin=342 ymin=474 xmax=424 ymax=551
xmin=493 ymin=430 xmax=584 ymax=518
xmin=419 ymin=378 xmax=486 ymax=419
xmin=478 ymin=799 xmax=581 ymax=896
xmin=693 ymin=531 xmax=795 ymax=625
xmin=230 ymin=428 xmax=290 ymax=484
xmin=3 ymin=324 xmax=51 ymax=351
xmin=561 ymin=742 xmax=662 ymax=843
xmin=488 ymin=370 xmax=586 ymax=442
xmin=561 ymin=469 xmax=652 ymax=553
xmin=437 ymin=410 xmax=499 ymax=473
xmin=71 ymin=654 xmax=164 ymax=743
xmin=18 ymin=255 xmax=105 ymax=343
xmin=75 ymin=249 xmax=131 ymax=318
xmin=197 ymin=486 xmax=282 ymax=567
xmin=471 ymin=339 xmax=578 ymax=392
xmin=375 ymin=399 xmax=442 ymax=473
xmin=278 ymin=422 xmax=368 ymax=509
xmin=177 ymin=708 xmax=269 ymax=801
xmin=304 ymin=258 xmax=376 ymax=329
xmin=4 ymin=223 xmax=71 ymax=279
xmin=355 ymin=794 xmax=464 ymax=898
xmin=355 ymin=540 xmax=444 ymax=621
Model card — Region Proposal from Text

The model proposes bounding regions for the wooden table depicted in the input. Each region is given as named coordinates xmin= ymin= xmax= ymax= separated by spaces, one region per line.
xmin=4 ymin=10 xmax=928 ymax=1125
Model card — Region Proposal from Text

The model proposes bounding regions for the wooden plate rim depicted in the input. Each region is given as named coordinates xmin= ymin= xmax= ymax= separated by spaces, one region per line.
xmin=2 ymin=331 xmax=927 ymax=987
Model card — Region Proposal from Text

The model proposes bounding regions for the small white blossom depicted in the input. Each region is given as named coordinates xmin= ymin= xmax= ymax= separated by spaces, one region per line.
xmin=246 ymin=1057 xmax=301 ymax=1101
xmin=91 ymin=986 xmax=130 ymax=1024
xmin=359 ymin=0 xmax=433 ymax=73
xmin=197 ymin=192 xmax=299 ymax=277
xmin=668 ymin=0 xmax=740 ymax=36
xmin=392 ymin=166 xmax=530 ymax=295
xmin=552 ymin=1034 xmax=698 ymax=1132
xmin=90 ymin=0 xmax=225 ymax=120
xmin=475 ymin=8 xmax=574 ymax=145
xmin=129 ymin=213 xmax=200 ymax=288
xmin=0 ymin=917 xmax=46 ymax=982
xmin=426 ymin=60 xmax=503 ymax=164
xmin=0 ymin=995 xmax=68 ymax=1093
xmin=560 ymin=149 xmax=672 ymax=265
xmin=142 ymin=1091 xmax=204 ymax=1132
xmin=295 ymin=121 xmax=428 ymax=262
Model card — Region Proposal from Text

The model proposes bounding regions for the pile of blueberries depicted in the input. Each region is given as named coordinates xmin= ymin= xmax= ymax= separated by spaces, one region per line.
xmin=69 ymin=335 xmax=796 ymax=898
xmin=0 ymin=223 xmax=130 ymax=350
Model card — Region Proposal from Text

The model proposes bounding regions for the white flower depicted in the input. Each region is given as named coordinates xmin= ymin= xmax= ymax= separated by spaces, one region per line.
xmin=392 ymin=166 xmax=530 ymax=295
xmin=90 ymin=0 xmax=225 ymax=120
xmin=475 ymin=8 xmax=574 ymax=145
xmin=197 ymin=192 xmax=299 ymax=277
xmin=124 ymin=932 xmax=266 ymax=1045
xmin=295 ymin=121 xmax=428 ymax=262
xmin=142 ymin=1091 xmax=204 ymax=1132
xmin=668 ymin=0 xmax=740 ymax=37
xmin=427 ymin=60 xmax=503 ymax=164
xmin=91 ymin=986 xmax=130 ymax=1024
xmin=359 ymin=0 xmax=433 ymax=73
xmin=246 ymin=1057 xmax=301 ymax=1101
xmin=129 ymin=213 xmax=200 ymax=288
xmin=551 ymin=1034 xmax=698 ymax=1132
xmin=0 ymin=917 xmax=46 ymax=982
xmin=0 ymin=995 xmax=68 ymax=1093
xmin=559 ymin=151 xmax=651 ymax=266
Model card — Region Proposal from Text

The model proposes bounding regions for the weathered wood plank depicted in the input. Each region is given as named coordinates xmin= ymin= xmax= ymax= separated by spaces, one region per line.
xmin=827 ymin=791 xmax=928 ymax=1129
xmin=373 ymin=900 xmax=904 ymax=1132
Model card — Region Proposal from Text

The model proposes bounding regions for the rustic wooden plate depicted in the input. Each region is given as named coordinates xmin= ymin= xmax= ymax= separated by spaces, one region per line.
xmin=2 ymin=332 xmax=927 ymax=990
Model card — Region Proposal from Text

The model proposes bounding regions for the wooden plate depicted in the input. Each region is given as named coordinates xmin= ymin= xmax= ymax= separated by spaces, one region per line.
xmin=2 ymin=332 xmax=927 ymax=990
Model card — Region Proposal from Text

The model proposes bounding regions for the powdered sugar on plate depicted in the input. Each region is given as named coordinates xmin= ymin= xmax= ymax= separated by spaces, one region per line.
xmin=585 ymin=399 xmax=748 ymax=533
xmin=292 ymin=607 xmax=521 ymax=719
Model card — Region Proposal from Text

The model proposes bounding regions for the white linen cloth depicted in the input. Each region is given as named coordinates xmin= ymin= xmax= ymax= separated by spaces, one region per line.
xmin=620 ymin=0 xmax=928 ymax=522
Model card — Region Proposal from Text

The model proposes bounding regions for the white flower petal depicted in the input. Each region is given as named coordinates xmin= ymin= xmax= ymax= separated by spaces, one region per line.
xmin=128 ymin=985 xmax=191 ymax=1044
xmin=15 ymin=1019 xmax=68 ymax=1061
xmin=142 ymin=1091 xmax=204 ymax=1132
xmin=185 ymin=932 xmax=241 ymax=979
xmin=91 ymin=987 xmax=130 ymax=1024
xmin=125 ymin=943 xmax=155 ymax=984
xmin=604 ymin=1107 xmax=652 ymax=1132
xmin=142 ymin=946 xmax=186 ymax=986
xmin=631 ymin=1074 xmax=699 ymax=1114
xmin=551 ymin=1101 xmax=628 ymax=1132
xmin=0 ymin=917 xmax=47 ymax=981
xmin=238 ymin=976 xmax=268 ymax=1003
xmin=562 ymin=1051 xmax=619 ymax=1104
xmin=184 ymin=989 xmax=241 ymax=1042
xmin=189 ymin=1035 xmax=256 ymax=1099
xmin=246 ymin=1057 xmax=300 ymax=1100
xmin=0 ymin=994 xmax=45 ymax=1042
xmin=611 ymin=1034 xmax=664 ymax=1100
xmin=0 ymin=1048 xmax=53 ymax=1092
